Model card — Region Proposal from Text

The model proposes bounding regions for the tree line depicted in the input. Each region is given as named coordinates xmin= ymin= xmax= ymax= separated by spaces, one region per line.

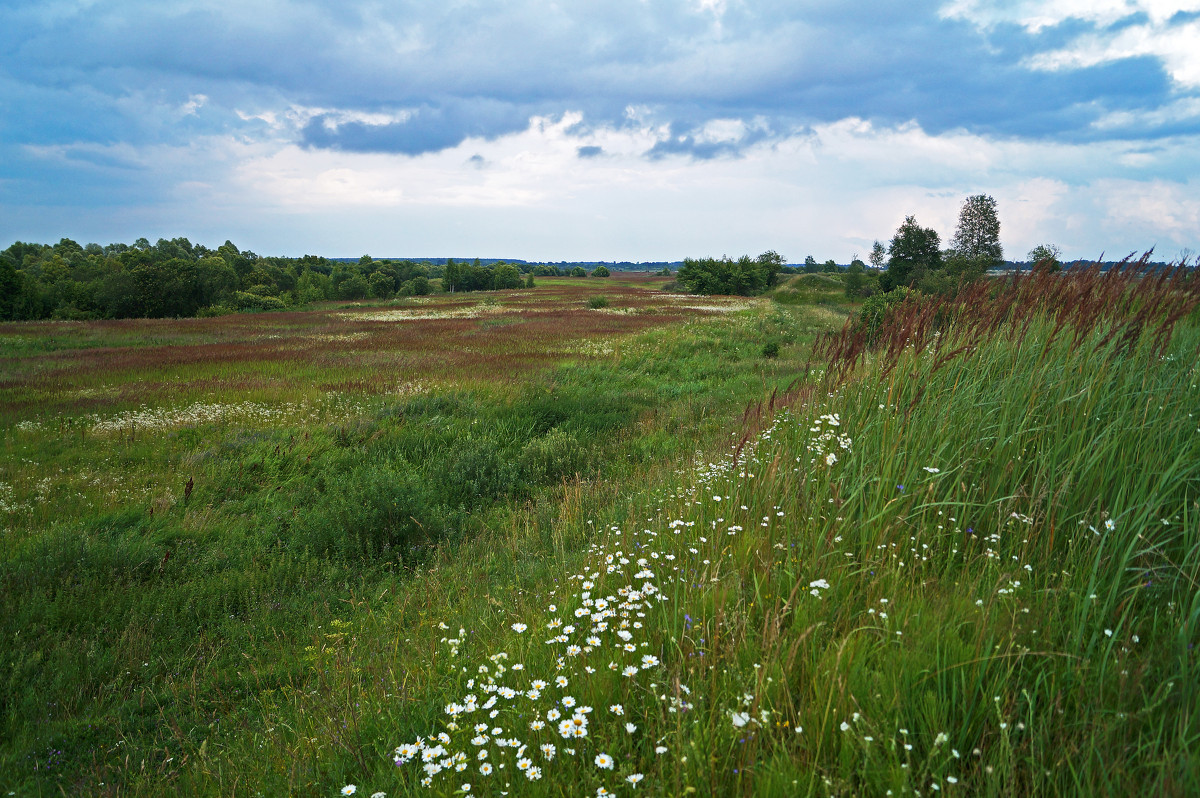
xmin=0 ymin=239 xmax=610 ymax=321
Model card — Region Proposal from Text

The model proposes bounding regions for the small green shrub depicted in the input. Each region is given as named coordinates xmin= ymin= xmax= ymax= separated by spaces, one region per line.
xmin=761 ymin=340 xmax=780 ymax=358
xmin=856 ymin=286 xmax=914 ymax=343
xmin=587 ymin=295 xmax=610 ymax=309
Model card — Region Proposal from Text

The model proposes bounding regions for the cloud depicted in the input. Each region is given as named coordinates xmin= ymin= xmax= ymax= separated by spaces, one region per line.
xmin=3 ymin=0 xmax=1198 ymax=162
xmin=1 ymin=0 xmax=1197 ymax=260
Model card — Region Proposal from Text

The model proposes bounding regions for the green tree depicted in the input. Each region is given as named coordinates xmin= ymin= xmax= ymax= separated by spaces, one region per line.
xmin=492 ymin=263 xmax=523 ymax=289
xmin=950 ymin=194 xmax=1003 ymax=268
xmin=571 ymin=266 xmax=587 ymax=277
xmin=339 ymin=273 xmax=370 ymax=299
xmin=844 ymin=259 xmax=866 ymax=299
xmin=443 ymin=259 xmax=462 ymax=292
xmin=368 ymin=271 xmax=395 ymax=298
xmin=869 ymin=240 xmax=887 ymax=270
xmin=803 ymin=255 xmax=820 ymax=274
xmin=590 ymin=265 xmax=610 ymax=277
xmin=882 ymin=216 xmax=942 ymax=292
xmin=1028 ymin=243 xmax=1062 ymax=271
xmin=756 ymin=250 xmax=784 ymax=287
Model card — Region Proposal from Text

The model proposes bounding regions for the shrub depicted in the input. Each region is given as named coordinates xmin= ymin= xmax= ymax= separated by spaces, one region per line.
xmin=855 ymin=286 xmax=913 ymax=344
xmin=591 ymin=265 xmax=611 ymax=277
xmin=587 ymin=295 xmax=610 ymax=309
xmin=761 ymin=340 xmax=780 ymax=358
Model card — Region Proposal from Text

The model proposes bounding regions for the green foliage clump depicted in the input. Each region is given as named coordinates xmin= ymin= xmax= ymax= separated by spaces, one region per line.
xmin=590 ymin=265 xmax=610 ymax=277
xmin=587 ymin=295 xmax=610 ymax=309
xmin=676 ymin=251 xmax=782 ymax=296
xmin=856 ymin=285 xmax=913 ymax=342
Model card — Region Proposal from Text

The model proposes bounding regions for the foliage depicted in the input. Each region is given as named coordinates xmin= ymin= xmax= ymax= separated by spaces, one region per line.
xmin=881 ymin=216 xmax=942 ymax=291
xmin=587 ymin=295 xmax=610 ymax=309
xmin=949 ymin=194 xmax=1003 ymax=268
xmin=869 ymin=239 xmax=887 ymax=270
xmin=676 ymin=251 xmax=782 ymax=296
xmin=0 ymin=238 xmax=468 ymax=320
xmin=590 ymin=265 xmax=610 ymax=277
xmin=1028 ymin=243 xmax=1062 ymax=271
xmin=854 ymin=285 xmax=914 ymax=343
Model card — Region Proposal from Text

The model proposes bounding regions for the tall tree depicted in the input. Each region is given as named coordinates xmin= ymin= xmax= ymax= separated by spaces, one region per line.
xmin=950 ymin=194 xmax=1003 ymax=266
xmin=882 ymin=216 xmax=942 ymax=292
xmin=869 ymin=240 xmax=887 ymax=270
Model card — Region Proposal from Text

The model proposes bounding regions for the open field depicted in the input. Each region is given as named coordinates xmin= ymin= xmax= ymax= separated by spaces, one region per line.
xmin=3 ymin=268 xmax=1199 ymax=796
xmin=0 ymin=275 xmax=835 ymax=795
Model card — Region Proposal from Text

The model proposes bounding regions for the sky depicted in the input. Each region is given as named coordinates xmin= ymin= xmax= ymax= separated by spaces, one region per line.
xmin=2 ymin=0 xmax=1199 ymax=263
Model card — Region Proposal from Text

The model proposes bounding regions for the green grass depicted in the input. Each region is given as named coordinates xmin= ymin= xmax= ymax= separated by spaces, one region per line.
xmin=3 ymin=272 xmax=1197 ymax=796
xmin=0 ymin=282 xmax=815 ymax=795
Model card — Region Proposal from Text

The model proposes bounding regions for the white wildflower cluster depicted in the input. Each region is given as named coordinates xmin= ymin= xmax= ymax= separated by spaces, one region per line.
xmin=390 ymin=536 xmax=688 ymax=793
xmin=806 ymin=412 xmax=852 ymax=467
xmin=86 ymin=398 xmax=362 ymax=436
xmin=0 ymin=482 xmax=31 ymax=514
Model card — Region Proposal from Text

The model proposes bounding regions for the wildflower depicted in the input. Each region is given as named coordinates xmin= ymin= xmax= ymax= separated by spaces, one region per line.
xmin=595 ymin=752 xmax=615 ymax=769
xmin=479 ymin=763 xmax=493 ymax=775
xmin=1105 ymin=518 xmax=1115 ymax=531
xmin=517 ymin=757 xmax=532 ymax=771
xmin=840 ymin=722 xmax=850 ymax=732
xmin=526 ymin=766 xmax=542 ymax=780
xmin=825 ymin=453 xmax=837 ymax=466
xmin=511 ymin=623 xmax=527 ymax=633
xmin=341 ymin=787 xmax=357 ymax=796
xmin=923 ymin=467 xmax=940 ymax=473
xmin=610 ymin=704 xmax=625 ymax=715
xmin=731 ymin=712 xmax=751 ymax=728
xmin=556 ymin=676 xmax=569 ymax=688
xmin=626 ymin=722 xmax=637 ymax=733
xmin=655 ymin=745 xmax=668 ymax=754
xmin=627 ymin=773 xmax=644 ymax=786
xmin=460 ymin=785 xmax=470 ymax=794
xmin=372 ymin=793 xmax=386 ymax=798
xmin=541 ymin=743 xmax=556 ymax=760
xmin=623 ymin=665 xmax=639 ymax=676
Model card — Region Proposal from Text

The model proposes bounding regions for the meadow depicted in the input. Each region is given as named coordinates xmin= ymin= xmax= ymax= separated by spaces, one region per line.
xmin=2 ymin=268 xmax=1198 ymax=796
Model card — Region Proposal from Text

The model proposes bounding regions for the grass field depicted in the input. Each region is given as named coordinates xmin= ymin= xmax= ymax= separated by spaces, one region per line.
xmin=2 ymin=268 xmax=1198 ymax=796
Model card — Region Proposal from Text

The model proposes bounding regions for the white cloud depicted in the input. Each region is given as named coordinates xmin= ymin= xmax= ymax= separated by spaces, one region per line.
xmin=941 ymin=0 xmax=1200 ymax=31
xmin=943 ymin=1 xmax=1200 ymax=88
xmin=1027 ymin=18 xmax=1200 ymax=88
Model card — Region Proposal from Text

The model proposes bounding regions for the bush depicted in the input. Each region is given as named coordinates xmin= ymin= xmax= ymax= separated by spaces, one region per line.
xmin=761 ymin=340 xmax=780 ymax=358
xmin=587 ymin=295 xmax=610 ymax=309
xmin=196 ymin=304 xmax=235 ymax=317
xmin=856 ymin=286 xmax=914 ymax=344
xmin=233 ymin=291 xmax=287 ymax=311
xmin=591 ymin=266 xmax=610 ymax=277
